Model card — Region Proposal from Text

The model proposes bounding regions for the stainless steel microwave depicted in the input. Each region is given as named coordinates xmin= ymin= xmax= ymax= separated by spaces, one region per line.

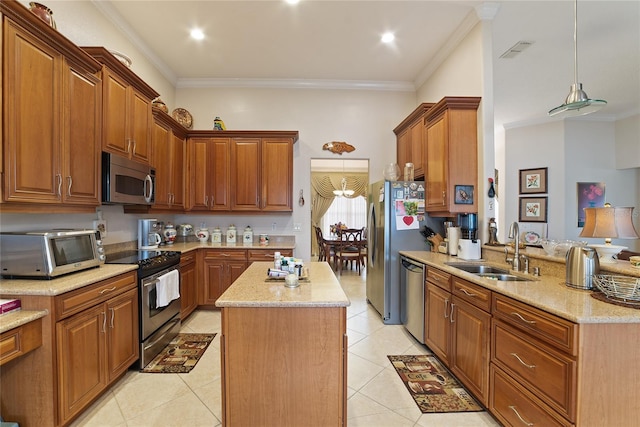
xmin=102 ymin=152 xmax=155 ymax=205
xmin=0 ymin=230 xmax=104 ymax=278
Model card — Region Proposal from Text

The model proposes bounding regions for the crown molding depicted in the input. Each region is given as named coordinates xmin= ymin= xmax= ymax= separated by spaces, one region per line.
xmin=176 ymin=78 xmax=415 ymax=92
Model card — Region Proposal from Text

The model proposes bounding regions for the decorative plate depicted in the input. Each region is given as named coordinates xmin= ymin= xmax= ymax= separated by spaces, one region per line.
xmin=107 ymin=49 xmax=132 ymax=68
xmin=523 ymin=231 xmax=541 ymax=245
xmin=172 ymin=108 xmax=193 ymax=129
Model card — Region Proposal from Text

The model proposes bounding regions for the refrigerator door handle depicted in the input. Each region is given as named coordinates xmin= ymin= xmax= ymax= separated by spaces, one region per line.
xmin=368 ymin=202 xmax=376 ymax=267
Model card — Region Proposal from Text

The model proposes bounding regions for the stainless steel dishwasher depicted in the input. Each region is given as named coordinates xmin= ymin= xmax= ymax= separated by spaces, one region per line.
xmin=400 ymin=256 xmax=425 ymax=344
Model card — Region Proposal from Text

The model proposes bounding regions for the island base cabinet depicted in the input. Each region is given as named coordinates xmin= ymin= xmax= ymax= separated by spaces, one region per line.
xmin=221 ymin=306 xmax=347 ymax=426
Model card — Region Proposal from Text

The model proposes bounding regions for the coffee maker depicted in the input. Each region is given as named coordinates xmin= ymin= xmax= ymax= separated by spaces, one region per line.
xmin=457 ymin=213 xmax=478 ymax=240
xmin=138 ymin=218 xmax=162 ymax=249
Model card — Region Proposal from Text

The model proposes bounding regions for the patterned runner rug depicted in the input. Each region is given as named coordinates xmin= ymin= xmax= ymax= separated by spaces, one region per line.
xmin=142 ymin=333 xmax=216 ymax=373
xmin=388 ymin=354 xmax=483 ymax=413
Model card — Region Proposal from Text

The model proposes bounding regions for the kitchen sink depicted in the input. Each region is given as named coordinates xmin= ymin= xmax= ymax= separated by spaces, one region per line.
xmin=445 ymin=263 xmax=509 ymax=275
xmin=445 ymin=262 xmax=532 ymax=282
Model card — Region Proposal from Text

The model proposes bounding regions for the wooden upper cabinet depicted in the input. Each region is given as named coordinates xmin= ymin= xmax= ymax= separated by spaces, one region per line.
xmin=2 ymin=8 xmax=102 ymax=209
xmin=424 ymin=97 xmax=480 ymax=216
xmin=394 ymin=103 xmax=433 ymax=180
xmin=188 ymin=130 xmax=298 ymax=213
xmin=150 ymin=109 xmax=187 ymax=211
xmin=261 ymin=138 xmax=293 ymax=211
xmin=231 ymin=138 xmax=261 ymax=211
xmin=82 ymin=47 xmax=159 ymax=166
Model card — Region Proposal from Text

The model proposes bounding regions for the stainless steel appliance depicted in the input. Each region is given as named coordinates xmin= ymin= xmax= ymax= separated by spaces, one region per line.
xmin=105 ymin=250 xmax=181 ymax=368
xmin=457 ymin=213 xmax=478 ymax=240
xmin=566 ymin=246 xmax=600 ymax=289
xmin=366 ymin=180 xmax=438 ymax=324
xmin=102 ymin=152 xmax=155 ymax=205
xmin=400 ymin=256 xmax=425 ymax=343
xmin=0 ymin=229 xmax=104 ymax=278
xmin=138 ymin=219 xmax=163 ymax=249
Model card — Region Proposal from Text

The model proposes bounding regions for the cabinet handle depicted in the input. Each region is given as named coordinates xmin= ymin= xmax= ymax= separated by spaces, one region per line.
xmin=204 ymin=195 xmax=209 ymax=207
xmin=56 ymin=174 xmax=62 ymax=196
xmin=67 ymin=176 xmax=72 ymax=196
xmin=211 ymin=195 xmax=214 ymax=206
xmin=442 ymin=191 xmax=446 ymax=202
xmin=221 ymin=253 xmax=230 ymax=257
xmin=459 ymin=288 xmax=477 ymax=297
xmin=110 ymin=307 xmax=115 ymax=328
xmin=102 ymin=311 xmax=106 ymax=333
xmin=449 ymin=303 xmax=455 ymax=323
xmin=132 ymin=140 xmax=137 ymax=153
xmin=508 ymin=405 xmax=534 ymax=426
xmin=99 ymin=286 xmax=117 ymax=294
xmin=444 ymin=298 xmax=450 ymax=318
xmin=510 ymin=352 xmax=536 ymax=369
xmin=127 ymin=139 xmax=132 ymax=153
xmin=511 ymin=312 xmax=537 ymax=324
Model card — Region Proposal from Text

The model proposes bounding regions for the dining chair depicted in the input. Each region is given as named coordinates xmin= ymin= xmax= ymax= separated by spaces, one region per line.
xmin=335 ymin=228 xmax=365 ymax=275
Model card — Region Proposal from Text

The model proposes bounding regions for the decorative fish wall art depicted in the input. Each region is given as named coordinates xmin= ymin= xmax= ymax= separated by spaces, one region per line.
xmin=322 ymin=141 xmax=355 ymax=155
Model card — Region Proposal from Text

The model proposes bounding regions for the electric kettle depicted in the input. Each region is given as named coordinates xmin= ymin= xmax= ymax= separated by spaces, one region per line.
xmin=565 ymin=246 xmax=600 ymax=289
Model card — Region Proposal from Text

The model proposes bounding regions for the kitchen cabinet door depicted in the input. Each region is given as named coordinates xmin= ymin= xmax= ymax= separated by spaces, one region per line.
xmin=170 ymin=133 xmax=186 ymax=208
xmin=62 ymin=65 xmax=101 ymax=205
xmin=425 ymin=114 xmax=447 ymax=210
xmin=261 ymin=138 xmax=293 ymax=211
xmin=3 ymin=20 xmax=62 ymax=203
xmin=129 ymin=88 xmax=152 ymax=164
xmin=188 ymin=137 xmax=230 ymax=211
xmin=106 ymin=288 xmax=139 ymax=382
xmin=425 ymin=282 xmax=451 ymax=365
xmin=209 ymin=137 xmax=231 ymax=210
xmin=151 ymin=120 xmax=171 ymax=208
xmin=56 ymin=304 xmax=107 ymax=423
xmin=102 ymin=70 xmax=130 ymax=156
xmin=180 ymin=252 xmax=198 ymax=319
xmin=188 ymin=137 xmax=212 ymax=211
xmin=396 ymin=129 xmax=411 ymax=178
xmin=450 ymin=296 xmax=491 ymax=406
xmin=231 ymin=138 xmax=260 ymax=211
xmin=201 ymin=260 xmax=226 ymax=305
xmin=410 ymin=119 xmax=425 ymax=178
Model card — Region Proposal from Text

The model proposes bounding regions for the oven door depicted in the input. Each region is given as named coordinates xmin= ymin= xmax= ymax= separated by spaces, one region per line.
xmin=140 ymin=266 xmax=181 ymax=341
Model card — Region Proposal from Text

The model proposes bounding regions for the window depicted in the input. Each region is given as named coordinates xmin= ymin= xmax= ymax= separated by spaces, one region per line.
xmin=321 ymin=195 xmax=367 ymax=236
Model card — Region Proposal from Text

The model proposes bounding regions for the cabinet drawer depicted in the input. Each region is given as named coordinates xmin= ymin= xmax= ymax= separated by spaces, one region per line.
xmin=490 ymin=365 xmax=573 ymax=427
xmin=452 ymin=277 xmax=491 ymax=311
xmin=492 ymin=294 xmax=577 ymax=355
xmin=179 ymin=251 xmax=196 ymax=266
xmin=426 ymin=267 xmax=451 ymax=291
xmin=0 ymin=319 xmax=43 ymax=366
xmin=203 ymin=249 xmax=247 ymax=261
xmin=492 ymin=320 xmax=576 ymax=420
xmin=247 ymin=249 xmax=293 ymax=262
xmin=55 ymin=271 xmax=137 ymax=320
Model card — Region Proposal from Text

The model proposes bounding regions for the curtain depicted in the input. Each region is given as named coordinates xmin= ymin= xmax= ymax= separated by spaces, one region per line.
xmin=310 ymin=172 xmax=368 ymax=256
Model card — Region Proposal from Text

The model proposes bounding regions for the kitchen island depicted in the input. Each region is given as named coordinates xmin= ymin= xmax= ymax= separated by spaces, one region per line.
xmin=216 ymin=261 xmax=350 ymax=427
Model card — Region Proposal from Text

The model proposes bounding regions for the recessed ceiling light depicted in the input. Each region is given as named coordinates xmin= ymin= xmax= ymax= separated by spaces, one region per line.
xmin=285 ymin=0 xmax=300 ymax=4
xmin=381 ymin=32 xmax=395 ymax=44
xmin=190 ymin=28 xmax=205 ymax=41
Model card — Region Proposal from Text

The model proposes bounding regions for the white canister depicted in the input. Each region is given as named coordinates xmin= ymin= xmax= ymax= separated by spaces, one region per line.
xmin=226 ymin=225 xmax=237 ymax=244
xmin=211 ymin=227 xmax=222 ymax=243
xmin=243 ymin=226 xmax=253 ymax=245
xmin=447 ymin=227 xmax=461 ymax=256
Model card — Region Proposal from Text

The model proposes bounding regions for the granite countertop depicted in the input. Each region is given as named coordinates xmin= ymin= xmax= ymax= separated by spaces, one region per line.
xmin=0 ymin=309 xmax=48 ymax=334
xmin=0 ymin=264 xmax=138 ymax=296
xmin=157 ymin=238 xmax=296 ymax=253
xmin=216 ymin=262 xmax=350 ymax=308
xmin=400 ymin=250 xmax=640 ymax=324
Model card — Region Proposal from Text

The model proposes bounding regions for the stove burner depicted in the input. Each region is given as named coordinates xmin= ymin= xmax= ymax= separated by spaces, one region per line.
xmin=105 ymin=250 xmax=180 ymax=278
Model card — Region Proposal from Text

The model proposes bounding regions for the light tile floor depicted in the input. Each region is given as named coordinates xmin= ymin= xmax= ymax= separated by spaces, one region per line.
xmin=71 ymin=268 xmax=501 ymax=427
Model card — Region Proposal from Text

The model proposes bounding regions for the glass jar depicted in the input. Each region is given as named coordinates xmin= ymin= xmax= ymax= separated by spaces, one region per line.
xmin=404 ymin=163 xmax=415 ymax=181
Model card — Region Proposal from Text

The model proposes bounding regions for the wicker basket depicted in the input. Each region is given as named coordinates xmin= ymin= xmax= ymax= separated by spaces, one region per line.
xmin=592 ymin=275 xmax=640 ymax=302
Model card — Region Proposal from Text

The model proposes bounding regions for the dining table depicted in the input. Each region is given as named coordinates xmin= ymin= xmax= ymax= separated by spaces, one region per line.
xmin=322 ymin=232 xmax=367 ymax=271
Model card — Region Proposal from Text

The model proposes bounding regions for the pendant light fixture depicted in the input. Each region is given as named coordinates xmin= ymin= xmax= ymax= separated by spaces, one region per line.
xmin=548 ymin=0 xmax=606 ymax=117
xmin=333 ymin=161 xmax=355 ymax=197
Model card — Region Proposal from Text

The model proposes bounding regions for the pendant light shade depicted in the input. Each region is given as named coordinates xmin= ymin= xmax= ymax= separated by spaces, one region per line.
xmin=548 ymin=0 xmax=606 ymax=117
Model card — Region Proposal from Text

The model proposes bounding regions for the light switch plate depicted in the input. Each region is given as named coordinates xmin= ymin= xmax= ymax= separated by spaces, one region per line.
xmin=93 ymin=219 xmax=107 ymax=237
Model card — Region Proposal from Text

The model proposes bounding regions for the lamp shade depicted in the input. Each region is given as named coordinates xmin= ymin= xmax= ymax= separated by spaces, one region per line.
xmin=579 ymin=207 xmax=639 ymax=239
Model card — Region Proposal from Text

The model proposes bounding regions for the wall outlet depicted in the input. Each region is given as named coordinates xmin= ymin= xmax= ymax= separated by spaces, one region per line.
xmin=93 ymin=219 xmax=107 ymax=237
xmin=293 ymin=223 xmax=301 ymax=231
xmin=271 ymin=222 xmax=277 ymax=231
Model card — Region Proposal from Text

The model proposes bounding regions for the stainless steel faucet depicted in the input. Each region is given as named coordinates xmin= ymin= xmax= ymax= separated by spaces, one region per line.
xmin=506 ymin=222 xmax=521 ymax=271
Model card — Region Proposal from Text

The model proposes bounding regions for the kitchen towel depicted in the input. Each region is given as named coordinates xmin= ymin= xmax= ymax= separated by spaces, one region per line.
xmin=156 ymin=269 xmax=180 ymax=308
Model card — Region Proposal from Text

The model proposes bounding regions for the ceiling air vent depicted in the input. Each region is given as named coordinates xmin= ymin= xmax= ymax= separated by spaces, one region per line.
xmin=499 ymin=40 xmax=534 ymax=59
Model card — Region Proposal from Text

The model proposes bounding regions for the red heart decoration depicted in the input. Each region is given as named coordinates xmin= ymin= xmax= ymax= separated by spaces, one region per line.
xmin=403 ymin=216 xmax=414 ymax=226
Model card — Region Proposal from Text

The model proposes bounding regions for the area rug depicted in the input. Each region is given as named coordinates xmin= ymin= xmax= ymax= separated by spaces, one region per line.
xmin=142 ymin=333 xmax=216 ymax=373
xmin=388 ymin=354 xmax=483 ymax=413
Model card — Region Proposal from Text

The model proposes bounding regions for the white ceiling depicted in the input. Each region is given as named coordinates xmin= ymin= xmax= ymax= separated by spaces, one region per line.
xmin=97 ymin=0 xmax=639 ymax=129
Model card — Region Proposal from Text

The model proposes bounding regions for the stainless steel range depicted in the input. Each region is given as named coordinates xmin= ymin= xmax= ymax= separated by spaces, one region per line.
xmin=105 ymin=250 xmax=181 ymax=368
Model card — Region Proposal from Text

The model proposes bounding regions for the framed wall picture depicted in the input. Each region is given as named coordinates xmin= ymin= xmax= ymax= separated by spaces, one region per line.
xmin=519 ymin=167 xmax=548 ymax=194
xmin=519 ymin=197 xmax=548 ymax=222
xmin=454 ymin=185 xmax=474 ymax=204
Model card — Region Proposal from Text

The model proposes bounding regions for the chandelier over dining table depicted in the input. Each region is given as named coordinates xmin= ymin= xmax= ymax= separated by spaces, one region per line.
xmin=333 ymin=177 xmax=354 ymax=197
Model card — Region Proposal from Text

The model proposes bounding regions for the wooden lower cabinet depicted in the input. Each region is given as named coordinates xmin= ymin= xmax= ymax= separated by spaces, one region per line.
xmin=221 ymin=306 xmax=347 ymax=426
xmin=199 ymin=249 xmax=248 ymax=305
xmin=0 ymin=271 xmax=138 ymax=427
xmin=247 ymin=248 xmax=293 ymax=263
xmin=180 ymin=251 xmax=198 ymax=319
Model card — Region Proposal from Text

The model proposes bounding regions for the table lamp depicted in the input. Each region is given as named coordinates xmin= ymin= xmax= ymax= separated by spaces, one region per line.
xmin=579 ymin=205 xmax=639 ymax=264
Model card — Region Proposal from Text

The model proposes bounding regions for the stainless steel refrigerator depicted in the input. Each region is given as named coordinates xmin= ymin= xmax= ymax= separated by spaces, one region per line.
xmin=366 ymin=180 xmax=436 ymax=324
